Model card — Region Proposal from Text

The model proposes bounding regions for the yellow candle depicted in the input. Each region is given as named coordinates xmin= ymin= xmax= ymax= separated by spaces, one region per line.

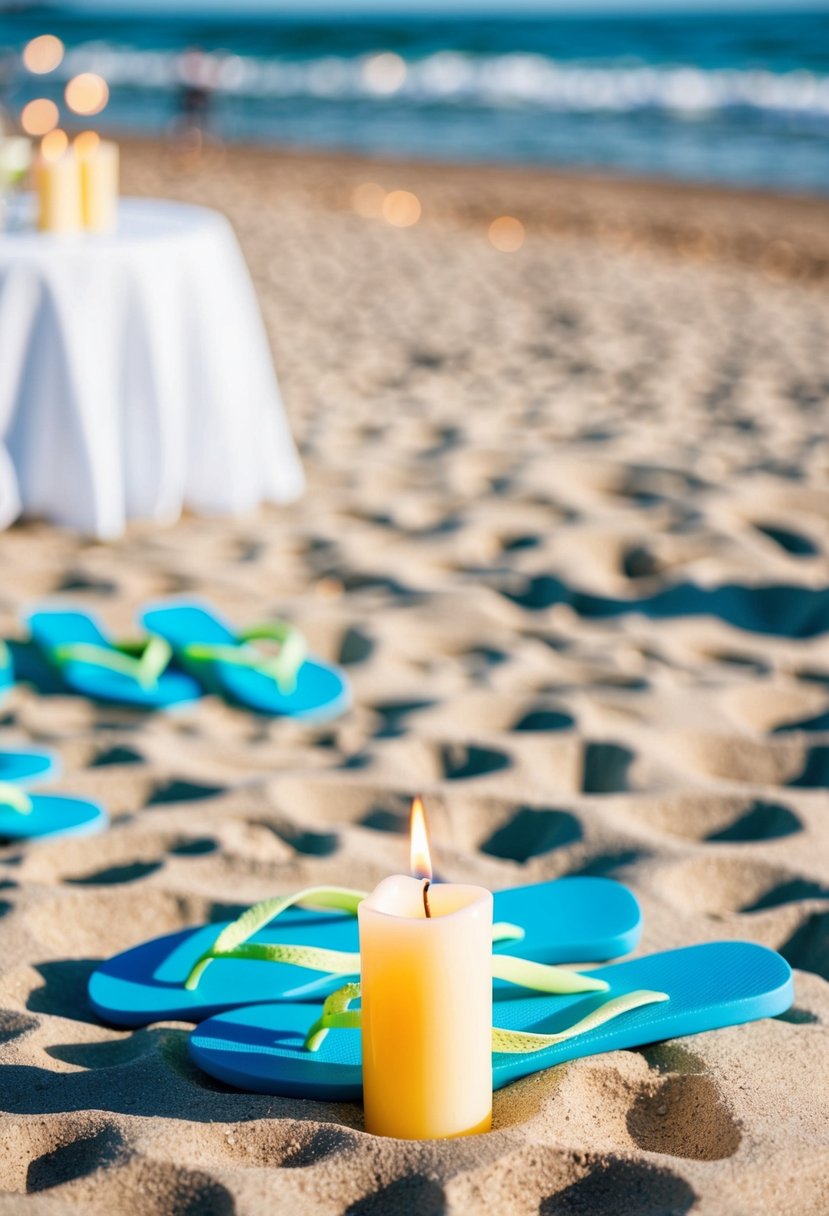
xmin=35 ymin=131 xmax=81 ymax=234
xmin=75 ymin=131 xmax=119 ymax=234
xmin=358 ymin=799 xmax=493 ymax=1139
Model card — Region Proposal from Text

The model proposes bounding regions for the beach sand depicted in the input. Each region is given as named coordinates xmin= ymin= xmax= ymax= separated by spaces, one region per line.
xmin=0 ymin=141 xmax=828 ymax=1214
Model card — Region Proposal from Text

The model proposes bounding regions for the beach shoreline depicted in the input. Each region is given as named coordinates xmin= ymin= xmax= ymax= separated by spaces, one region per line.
xmin=118 ymin=136 xmax=829 ymax=284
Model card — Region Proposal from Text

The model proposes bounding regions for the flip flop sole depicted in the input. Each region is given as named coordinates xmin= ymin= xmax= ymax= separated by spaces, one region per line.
xmin=0 ymin=749 xmax=59 ymax=787
xmin=0 ymin=794 xmax=107 ymax=841
xmin=214 ymin=657 xmax=350 ymax=721
xmin=57 ymin=663 xmax=202 ymax=709
xmin=188 ymin=941 xmax=793 ymax=1100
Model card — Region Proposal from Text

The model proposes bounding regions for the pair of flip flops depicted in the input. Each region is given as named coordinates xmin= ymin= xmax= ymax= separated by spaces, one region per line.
xmin=0 ymin=747 xmax=107 ymax=841
xmin=89 ymin=878 xmax=793 ymax=1100
xmin=26 ymin=601 xmax=349 ymax=721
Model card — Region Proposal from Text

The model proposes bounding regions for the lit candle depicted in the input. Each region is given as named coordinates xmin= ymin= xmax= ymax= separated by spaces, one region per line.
xmin=74 ymin=131 xmax=119 ymax=234
xmin=35 ymin=130 xmax=81 ymax=234
xmin=358 ymin=797 xmax=493 ymax=1139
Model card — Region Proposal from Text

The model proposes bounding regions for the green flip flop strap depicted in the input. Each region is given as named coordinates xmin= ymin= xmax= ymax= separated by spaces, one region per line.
xmin=492 ymin=954 xmax=609 ymax=994
xmin=492 ymin=988 xmax=669 ymax=1053
xmin=183 ymin=884 xmax=527 ymax=991
xmin=184 ymin=885 xmax=367 ymax=990
xmin=305 ymin=982 xmax=362 ymax=1051
xmin=492 ymin=922 xmax=525 ymax=945
xmin=188 ymin=941 xmax=362 ymax=982
xmin=51 ymin=636 xmax=173 ymax=690
xmin=304 ymin=982 xmax=668 ymax=1053
xmin=183 ymin=621 xmax=308 ymax=696
xmin=0 ymin=782 xmax=33 ymax=816
xmin=185 ymin=941 xmax=599 ymax=997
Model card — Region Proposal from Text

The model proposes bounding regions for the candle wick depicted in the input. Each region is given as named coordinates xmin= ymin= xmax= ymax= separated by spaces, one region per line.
xmin=422 ymin=879 xmax=432 ymax=919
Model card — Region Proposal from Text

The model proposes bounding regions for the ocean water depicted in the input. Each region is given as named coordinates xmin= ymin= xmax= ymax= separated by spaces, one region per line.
xmin=2 ymin=7 xmax=829 ymax=193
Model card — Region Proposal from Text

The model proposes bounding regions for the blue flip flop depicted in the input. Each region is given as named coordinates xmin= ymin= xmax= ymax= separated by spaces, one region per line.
xmin=187 ymin=941 xmax=793 ymax=1100
xmin=0 ymin=641 xmax=13 ymax=700
xmin=140 ymin=600 xmax=349 ymax=721
xmin=0 ymin=782 xmax=107 ymax=841
xmin=0 ymin=747 xmax=59 ymax=787
xmin=26 ymin=607 xmax=202 ymax=709
xmin=88 ymin=877 xmax=642 ymax=1027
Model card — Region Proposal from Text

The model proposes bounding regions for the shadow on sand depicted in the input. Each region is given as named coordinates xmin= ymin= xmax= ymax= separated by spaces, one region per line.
xmin=505 ymin=576 xmax=829 ymax=639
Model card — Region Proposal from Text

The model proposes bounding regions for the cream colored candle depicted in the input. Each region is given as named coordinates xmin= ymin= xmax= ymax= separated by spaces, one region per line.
xmin=35 ymin=132 xmax=81 ymax=234
xmin=358 ymin=801 xmax=493 ymax=1139
xmin=75 ymin=132 xmax=119 ymax=234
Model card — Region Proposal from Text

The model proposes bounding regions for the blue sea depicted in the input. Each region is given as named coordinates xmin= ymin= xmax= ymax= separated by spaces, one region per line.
xmin=2 ymin=6 xmax=829 ymax=193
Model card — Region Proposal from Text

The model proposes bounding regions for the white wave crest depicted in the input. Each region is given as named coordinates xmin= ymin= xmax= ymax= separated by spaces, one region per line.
xmin=56 ymin=44 xmax=829 ymax=120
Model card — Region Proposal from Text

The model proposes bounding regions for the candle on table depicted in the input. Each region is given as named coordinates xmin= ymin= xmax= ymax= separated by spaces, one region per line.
xmin=35 ymin=130 xmax=81 ymax=234
xmin=74 ymin=131 xmax=119 ymax=234
xmin=358 ymin=797 xmax=493 ymax=1139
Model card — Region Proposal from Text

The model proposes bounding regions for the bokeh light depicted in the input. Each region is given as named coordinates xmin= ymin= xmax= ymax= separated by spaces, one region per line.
xmin=488 ymin=216 xmax=525 ymax=252
xmin=74 ymin=130 xmax=101 ymax=158
xmin=20 ymin=98 xmax=59 ymax=137
xmin=382 ymin=190 xmax=421 ymax=227
xmin=352 ymin=182 xmax=386 ymax=218
xmin=362 ymin=52 xmax=407 ymax=95
xmin=22 ymin=34 xmax=64 ymax=75
xmin=65 ymin=73 xmax=109 ymax=117
xmin=41 ymin=129 xmax=69 ymax=160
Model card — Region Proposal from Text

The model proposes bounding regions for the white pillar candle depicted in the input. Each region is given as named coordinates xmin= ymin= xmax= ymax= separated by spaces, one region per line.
xmin=358 ymin=802 xmax=493 ymax=1140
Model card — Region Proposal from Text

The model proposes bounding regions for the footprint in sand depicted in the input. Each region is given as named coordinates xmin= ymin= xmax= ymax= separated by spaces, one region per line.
xmin=540 ymin=1158 xmax=697 ymax=1216
xmin=481 ymin=807 xmax=582 ymax=863
xmin=781 ymin=912 xmax=829 ymax=984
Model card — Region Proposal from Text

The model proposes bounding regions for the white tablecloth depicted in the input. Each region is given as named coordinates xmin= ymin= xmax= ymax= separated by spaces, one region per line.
xmin=0 ymin=198 xmax=304 ymax=538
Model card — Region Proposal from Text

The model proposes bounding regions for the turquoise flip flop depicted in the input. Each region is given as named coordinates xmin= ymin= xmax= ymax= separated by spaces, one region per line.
xmin=26 ymin=607 xmax=202 ymax=709
xmin=140 ymin=600 xmax=349 ymax=721
xmin=0 ymin=781 xmax=107 ymax=841
xmin=0 ymin=641 xmax=13 ymax=700
xmin=0 ymin=747 xmax=59 ymax=787
xmin=88 ymin=877 xmax=642 ymax=1027
xmin=188 ymin=941 xmax=793 ymax=1100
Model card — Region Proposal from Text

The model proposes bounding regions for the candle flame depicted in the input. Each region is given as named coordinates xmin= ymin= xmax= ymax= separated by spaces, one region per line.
xmin=409 ymin=796 xmax=432 ymax=882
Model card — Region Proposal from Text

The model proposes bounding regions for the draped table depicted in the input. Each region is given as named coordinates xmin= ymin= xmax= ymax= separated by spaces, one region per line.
xmin=0 ymin=198 xmax=304 ymax=538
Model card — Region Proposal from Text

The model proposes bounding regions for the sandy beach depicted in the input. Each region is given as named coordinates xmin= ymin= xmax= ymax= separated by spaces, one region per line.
xmin=0 ymin=141 xmax=827 ymax=1214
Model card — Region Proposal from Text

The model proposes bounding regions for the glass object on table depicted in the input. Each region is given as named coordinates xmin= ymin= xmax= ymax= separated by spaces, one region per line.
xmin=0 ymin=133 xmax=33 ymax=231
